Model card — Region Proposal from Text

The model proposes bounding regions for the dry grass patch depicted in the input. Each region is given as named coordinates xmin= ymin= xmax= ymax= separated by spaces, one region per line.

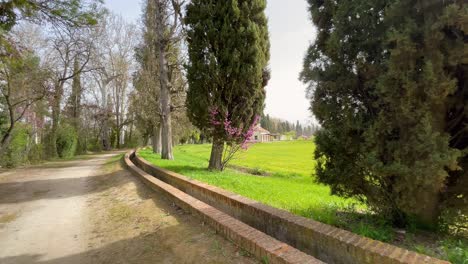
xmin=0 ymin=213 xmax=18 ymax=224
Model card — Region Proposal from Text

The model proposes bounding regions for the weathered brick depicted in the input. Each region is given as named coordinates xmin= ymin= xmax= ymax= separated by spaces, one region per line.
xmin=126 ymin=151 xmax=450 ymax=264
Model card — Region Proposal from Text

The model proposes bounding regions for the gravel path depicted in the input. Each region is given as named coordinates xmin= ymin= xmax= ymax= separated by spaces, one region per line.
xmin=0 ymin=154 xmax=117 ymax=264
xmin=0 ymin=153 xmax=256 ymax=264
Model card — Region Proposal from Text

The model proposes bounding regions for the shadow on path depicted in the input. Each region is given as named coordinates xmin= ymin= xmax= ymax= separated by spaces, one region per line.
xmin=0 ymin=173 xmax=130 ymax=204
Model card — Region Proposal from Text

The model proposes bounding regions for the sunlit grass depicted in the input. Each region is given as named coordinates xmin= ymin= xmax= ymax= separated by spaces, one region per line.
xmin=138 ymin=141 xmax=362 ymax=226
xmin=137 ymin=141 xmax=467 ymax=263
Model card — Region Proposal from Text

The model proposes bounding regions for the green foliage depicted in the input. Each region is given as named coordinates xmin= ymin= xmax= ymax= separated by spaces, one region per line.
xmin=43 ymin=128 xmax=56 ymax=158
xmin=442 ymin=239 xmax=468 ymax=264
xmin=301 ymin=0 xmax=467 ymax=227
xmin=123 ymin=130 xmax=143 ymax=149
xmin=0 ymin=97 xmax=7 ymax=136
xmin=88 ymin=138 xmax=102 ymax=152
xmin=138 ymin=142 xmax=467 ymax=262
xmin=0 ymin=0 xmax=104 ymax=32
xmin=138 ymin=142 xmax=360 ymax=228
xmin=28 ymin=143 xmax=44 ymax=163
xmin=0 ymin=124 xmax=31 ymax=167
xmin=185 ymin=0 xmax=270 ymax=143
xmin=351 ymin=221 xmax=394 ymax=242
xmin=56 ymin=124 xmax=77 ymax=158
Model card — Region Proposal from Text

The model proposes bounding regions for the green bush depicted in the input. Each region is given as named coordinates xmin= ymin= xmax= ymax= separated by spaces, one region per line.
xmin=75 ymin=132 xmax=91 ymax=154
xmin=0 ymin=124 xmax=31 ymax=168
xmin=28 ymin=143 xmax=44 ymax=164
xmin=56 ymin=124 xmax=77 ymax=158
xmin=123 ymin=130 xmax=143 ymax=148
xmin=88 ymin=138 xmax=103 ymax=152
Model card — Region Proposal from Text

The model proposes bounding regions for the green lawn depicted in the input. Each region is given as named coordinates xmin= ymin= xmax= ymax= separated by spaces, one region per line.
xmin=137 ymin=141 xmax=467 ymax=263
xmin=139 ymin=141 xmax=362 ymax=226
xmin=221 ymin=140 xmax=317 ymax=177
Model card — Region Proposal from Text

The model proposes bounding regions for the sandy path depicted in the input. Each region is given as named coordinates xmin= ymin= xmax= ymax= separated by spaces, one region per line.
xmin=0 ymin=153 xmax=256 ymax=264
xmin=0 ymin=154 xmax=117 ymax=263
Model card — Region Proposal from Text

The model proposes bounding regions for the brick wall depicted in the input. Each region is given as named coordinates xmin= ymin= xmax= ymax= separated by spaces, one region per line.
xmin=132 ymin=151 xmax=448 ymax=264
xmin=124 ymin=152 xmax=322 ymax=264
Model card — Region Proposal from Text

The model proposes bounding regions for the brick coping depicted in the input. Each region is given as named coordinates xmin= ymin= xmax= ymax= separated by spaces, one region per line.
xmin=123 ymin=151 xmax=323 ymax=264
xmin=131 ymin=150 xmax=449 ymax=264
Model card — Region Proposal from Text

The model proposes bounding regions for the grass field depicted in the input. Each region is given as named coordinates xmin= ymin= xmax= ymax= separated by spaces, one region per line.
xmin=138 ymin=140 xmax=467 ymax=263
xmin=139 ymin=141 xmax=362 ymax=226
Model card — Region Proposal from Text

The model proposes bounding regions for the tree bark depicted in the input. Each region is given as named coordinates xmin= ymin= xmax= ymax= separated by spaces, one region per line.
xmin=0 ymin=96 xmax=16 ymax=157
xmin=155 ymin=1 xmax=173 ymax=160
xmin=49 ymin=82 xmax=63 ymax=158
xmin=160 ymin=106 xmax=173 ymax=159
xmin=412 ymin=188 xmax=441 ymax=228
xmin=100 ymin=81 xmax=111 ymax=151
xmin=0 ymin=128 xmax=13 ymax=157
xmin=101 ymin=118 xmax=111 ymax=151
xmin=71 ymin=58 xmax=84 ymax=153
xmin=116 ymin=127 xmax=121 ymax=149
xmin=209 ymin=138 xmax=224 ymax=171
xmin=127 ymin=120 xmax=134 ymax=146
xmin=70 ymin=57 xmax=82 ymax=129
xmin=152 ymin=124 xmax=162 ymax=154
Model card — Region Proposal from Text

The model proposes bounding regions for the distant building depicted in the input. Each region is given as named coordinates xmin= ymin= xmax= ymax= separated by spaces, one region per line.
xmin=251 ymin=125 xmax=280 ymax=143
xmin=270 ymin=133 xmax=281 ymax=141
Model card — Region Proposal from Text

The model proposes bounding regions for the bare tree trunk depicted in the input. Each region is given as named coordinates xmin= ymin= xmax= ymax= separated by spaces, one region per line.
xmin=71 ymin=58 xmax=85 ymax=153
xmin=70 ymin=58 xmax=82 ymax=128
xmin=0 ymin=97 xmax=16 ymax=157
xmin=50 ymin=107 xmax=59 ymax=158
xmin=152 ymin=124 xmax=162 ymax=154
xmin=116 ymin=127 xmax=121 ymax=149
xmin=128 ymin=120 xmax=134 ymax=146
xmin=102 ymin=118 xmax=111 ymax=151
xmin=0 ymin=128 xmax=13 ymax=157
xmin=155 ymin=1 xmax=173 ymax=160
xmin=208 ymin=138 xmax=224 ymax=171
xmin=159 ymin=105 xmax=173 ymax=160
xmin=101 ymin=83 xmax=111 ymax=151
xmin=49 ymin=82 xmax=63 ymax=158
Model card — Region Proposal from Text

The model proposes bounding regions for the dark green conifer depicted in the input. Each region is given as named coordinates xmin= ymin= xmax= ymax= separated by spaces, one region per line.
xmin=301 ymin=0 xmax=467 ymax=227
xmin=185 ymin=0 xmax=270 ymax=170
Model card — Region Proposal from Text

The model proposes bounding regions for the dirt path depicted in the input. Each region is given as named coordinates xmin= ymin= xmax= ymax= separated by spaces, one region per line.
xmin=0 ymin=153 xmax=256 ymax=264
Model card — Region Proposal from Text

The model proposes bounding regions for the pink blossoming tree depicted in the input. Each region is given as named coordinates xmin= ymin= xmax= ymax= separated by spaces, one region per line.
xmin=185 ymin=0 xmax=270 ymax=171
xmin=208 ymin=107 xmax=259 ymax=169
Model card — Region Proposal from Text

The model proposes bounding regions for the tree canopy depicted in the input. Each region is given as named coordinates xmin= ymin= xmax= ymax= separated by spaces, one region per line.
xmin=0 ymin=0 xmax=103 ymax=31
xmin=301 ymin=0 xmax=467 ymax=227
xmin=185 ymin=0 xmax=270 ymax=170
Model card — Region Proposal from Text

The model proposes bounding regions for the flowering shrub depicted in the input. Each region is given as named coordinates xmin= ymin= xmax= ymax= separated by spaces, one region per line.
xmin=209 ymin=107 xmax=259 ymax=167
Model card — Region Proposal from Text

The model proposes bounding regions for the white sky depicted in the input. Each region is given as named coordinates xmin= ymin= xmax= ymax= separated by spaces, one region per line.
xmin=105 ymin=0 xmax=317 ymax=124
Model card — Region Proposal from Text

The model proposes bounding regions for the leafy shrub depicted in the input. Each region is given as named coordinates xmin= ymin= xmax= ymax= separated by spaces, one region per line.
xmin=88 ymin=138 xmax=103 ymax=152
xmin=56 ymin=124 xmax=77 ymax=158
xmin=123 ymin=130 xmax=142 ymax=148
xmin=28 ymin=143 xmax=44 ymax=163
xmin=42 ymin=128 xmax=55 ymax=158
xmin=0 ymin=124 xmax=31 ymax=168
xmin=442 ymin=239 xmax=468 ymax=264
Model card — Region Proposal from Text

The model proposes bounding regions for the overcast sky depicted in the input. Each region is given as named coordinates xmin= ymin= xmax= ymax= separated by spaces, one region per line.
xmin=105 ymin=0 xmax=317 ymax=124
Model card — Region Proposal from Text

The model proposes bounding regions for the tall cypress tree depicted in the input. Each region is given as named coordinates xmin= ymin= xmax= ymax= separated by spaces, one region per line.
xmin=301 ymin=0 xmax=467 ymax=227
xmin=185 ymin=0 xmax=270 ymax=170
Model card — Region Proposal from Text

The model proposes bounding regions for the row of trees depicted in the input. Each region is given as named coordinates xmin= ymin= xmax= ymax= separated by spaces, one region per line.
xmin=0 ymin=0 xmax=195 ymax=167
xmin=1 ymin=0 xmax=270 ymax=171
xmin=131 ymin=0 xmax=187 ymax=161
xmin=132 ymin=0 xmax=271 ymax=171
xmin=185 ymin=0 xmax=270 ymax=170
xmin=301 ymin=0 xmax=466 ymax=230
xmin=4 ymin=0 xmax=463 ymax=234
xmin=1 ymin=0 xmax=106 ymax=166
xmin=260 ymin=114 xmax=319 ymax=137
